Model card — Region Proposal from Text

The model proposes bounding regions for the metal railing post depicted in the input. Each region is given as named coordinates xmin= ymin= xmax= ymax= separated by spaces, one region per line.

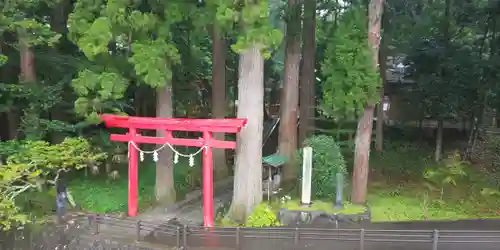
xmin=95 ymin=215 xmax=100 ymax=234
xmin=176 ymin=226 xmax=181 ymax=248
xmin=183 ymin=225 xmax=188 ymax=247
xmin=432 ymin=230 xmax=439 ymax=250
xmin=360 ymin=229 xmax=365 ymax=250
xmin=294 ymin=228 xmax=300 ymax=249
xmin=29 ymin=227 xmax=33 ymax=250
xmin=236 ymin=227 xmax=241 ymax=250
xmin=89 ymin=215 xmax=99 ymax=235
xmin=136 ymin=220 xmax=141 ymax=241
xmin=87 ymin=215 xmax=92 ymax=230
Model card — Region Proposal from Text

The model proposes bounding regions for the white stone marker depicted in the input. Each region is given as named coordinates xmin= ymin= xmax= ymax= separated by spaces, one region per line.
xmin=301 ymin=147 xmax=313 ymax=205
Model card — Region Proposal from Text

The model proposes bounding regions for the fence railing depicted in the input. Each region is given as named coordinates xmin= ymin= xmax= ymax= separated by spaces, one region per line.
xmin=85 ymin=215 xmax=500 ymax=250
xmin=3 ymin=215 xmax=500 ymax=250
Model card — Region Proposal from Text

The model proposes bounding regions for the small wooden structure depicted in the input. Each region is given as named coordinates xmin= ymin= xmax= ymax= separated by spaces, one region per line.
xmin=262 ymin=154 xmax=286 ymax=200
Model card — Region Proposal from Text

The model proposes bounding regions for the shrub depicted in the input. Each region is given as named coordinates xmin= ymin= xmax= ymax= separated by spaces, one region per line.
xmin=297 ymin=135 xmax=347 ymax=199
xmin=423 ymin=151 xmax=468 ymax=199
xmin=0 ymin=137 xmax=107 ymax=229
xmin=245 ymin=203 xmax=280 ymax=227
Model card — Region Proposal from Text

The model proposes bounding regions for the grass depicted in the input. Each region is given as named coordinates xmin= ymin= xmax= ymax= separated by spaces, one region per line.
xmin=272 ymin=140 xmax=500 ymax=223
xmin=279 ymin=199 xmax=366 ymax=214
xmin=69 ymin=158 xmax=201 ymax=214
xmin=364 ymin=141 xmax=500 ymax=222
xmin=367 ymin=180 xmax=500 ymax=222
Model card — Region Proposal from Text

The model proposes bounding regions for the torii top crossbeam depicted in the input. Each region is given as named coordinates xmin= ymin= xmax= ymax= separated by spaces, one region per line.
xmin=101 ymin=114 xmax=246 ymax=133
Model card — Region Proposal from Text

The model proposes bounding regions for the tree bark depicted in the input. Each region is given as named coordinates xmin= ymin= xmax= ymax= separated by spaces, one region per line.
xmin=433 ymin=0 xmax=449 ymax=163
xmin=155 ymin=84 xmax=176 ymax=204
xmin=435 ymin=119 xmax=443 ymax=162
xmin=0 ymin=36 xmax=18 ymax=140
xmin=375 ymin=9 xmax=390 ymax=152
xmin=19 ymin=41 xmax=36 ymax=83
xmin=279 ymin=0 xmax=301 ymax=181
xmin=49 ymin=0 xmax=71 ymax=143
xmin=211 ymin=26 xmax=229 ymax=180
xmin=229 ymin=45 xmax=264 ymax=222
xmin=375 ymin=42 xmax=388 ymax=151
xmin=351 ymin=0 xmax=384 ymax=204
xmin=299 ymin=0 xmax=316 ymax=146
xmin=18 ymin=29 xmax=38 ymax=140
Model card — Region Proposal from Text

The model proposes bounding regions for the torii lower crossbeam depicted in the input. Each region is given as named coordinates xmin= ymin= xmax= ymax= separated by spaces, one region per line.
xmin=101 ymin=114 xmax=247 ymax=227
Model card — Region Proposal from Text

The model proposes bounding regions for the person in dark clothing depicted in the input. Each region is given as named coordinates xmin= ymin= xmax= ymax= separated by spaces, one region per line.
xmin=55 ymin=176 xmax=69 ymax=223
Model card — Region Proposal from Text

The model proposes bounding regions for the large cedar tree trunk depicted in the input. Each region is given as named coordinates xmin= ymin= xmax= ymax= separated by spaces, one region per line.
xmin=18 ymin=30 xmax=37 ymax=139
xmin=155 ymin=85 xmax=176 ymax=204
xmin=211 ymin=27 xmax=228 ymax=180
xmin=0 ymin=36 xmax=17 ymax=139
xmin=375 ymin=9 xmax=391 ymax=152
xmin=279 ymin=0 xmax=301 ymax=181
xmin=299 ymin=0 xmax=316 ymax=146
xmin=229 ymin=46 xmax=264 ymax=222
xmin=49 ymin=0 xmax=71 ymax=143
xmin=375 ymin=45 xmax=387 ymax=151
xmin=351 ymin=0 xmax=384 ymax=204
xmin=19 ymin=41 xmax=36 ymax=83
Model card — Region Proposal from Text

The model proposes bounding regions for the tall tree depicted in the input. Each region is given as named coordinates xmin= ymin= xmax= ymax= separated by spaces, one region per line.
xmin=211 ymin=26 xmax=228 ymax=180
xmin=320 ymin=4 xmax=380 ymax=204
xmin=231 ymin=45 xmax=265 ymax=222
xmin=279 ymin=0 xmax=302 ymax=180
xmin=18 ymin=32 xmax=36 ymax=84
xmin=10 ymin=1 xmax=61 ymax=140
xmin=17 ymin=29 xmax=37 ymax=139
xmin=226 ymin=0 xmax=283 ymax=221
xmin=299 ymin=0 xmax=317 ymax=146
xmin=434 ymin=0 xmax=451 ymax=162
xmin=374 ymin=5 xmax=390 ymax=152
xmin=49 ymin=0 xmax=72 ymax=144
xmin=156 ymin=85 xmax=175 ymax=203
xmin=68 ymin=0 xmax=184 ymax=204
xmin=351 ymin=0 xmax=384 ymax=204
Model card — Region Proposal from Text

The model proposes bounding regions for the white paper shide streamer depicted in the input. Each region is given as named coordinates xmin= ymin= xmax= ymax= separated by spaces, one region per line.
xmin=129 ymin=141 xmax=205 ymax=167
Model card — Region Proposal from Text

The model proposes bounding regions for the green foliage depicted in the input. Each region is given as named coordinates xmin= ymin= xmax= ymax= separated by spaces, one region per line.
xmin=231 ymin=1 xmax=283 ymax=57
xmin=371 ymin=141 xmax=434 ymax=178
xmin=0 ymin=54 xmax=7 ymax=66
xmin=245 ymin=203 xmax=280 ymax=227
xmin=213 ymin=0 xmax=283 ymax=57
xmin=423 ymin=152 xmax=468 ymax=199
xmin=1 ymin=0 xmax=61 ymax=48
xmin=68 ymin=0 xmax=185 ymax=117
xmin=70 ymin=158 xmax=198 ymax=213
xmin=12 ymin=19 xmax=61 ymax=47
xmin=280 ymin=199 xmax=366 ymax=215
xmin=0 ymin=75 xmax=74 ymax=140
xmin=128 ymin=39 xmax=180 ymax=87
xmin=72 ymin=69 xmax=129 ymax=118
xmin=0 ymin=137 xmax=106 ymax=230
xmin=0 ymin=198 xmax=28 ymax=230
xmin=483 ymin=135 xmax=500 ymax=177
xmin=480 ymin=187 xmax=500 ymax=197
xmin=298 ymin=135 xmax=347 ymax=199
xmin=368 ymin=143 xmax=500 ymax=222
xmin=2 ymin=138 xmax=106 ymax=172
xmin=320 ymin=7 xmax=380 ymax=120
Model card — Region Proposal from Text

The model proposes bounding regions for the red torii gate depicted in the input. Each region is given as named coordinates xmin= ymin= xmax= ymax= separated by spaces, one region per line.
xmin=100 ymin=114 xmax=247 ymax=227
